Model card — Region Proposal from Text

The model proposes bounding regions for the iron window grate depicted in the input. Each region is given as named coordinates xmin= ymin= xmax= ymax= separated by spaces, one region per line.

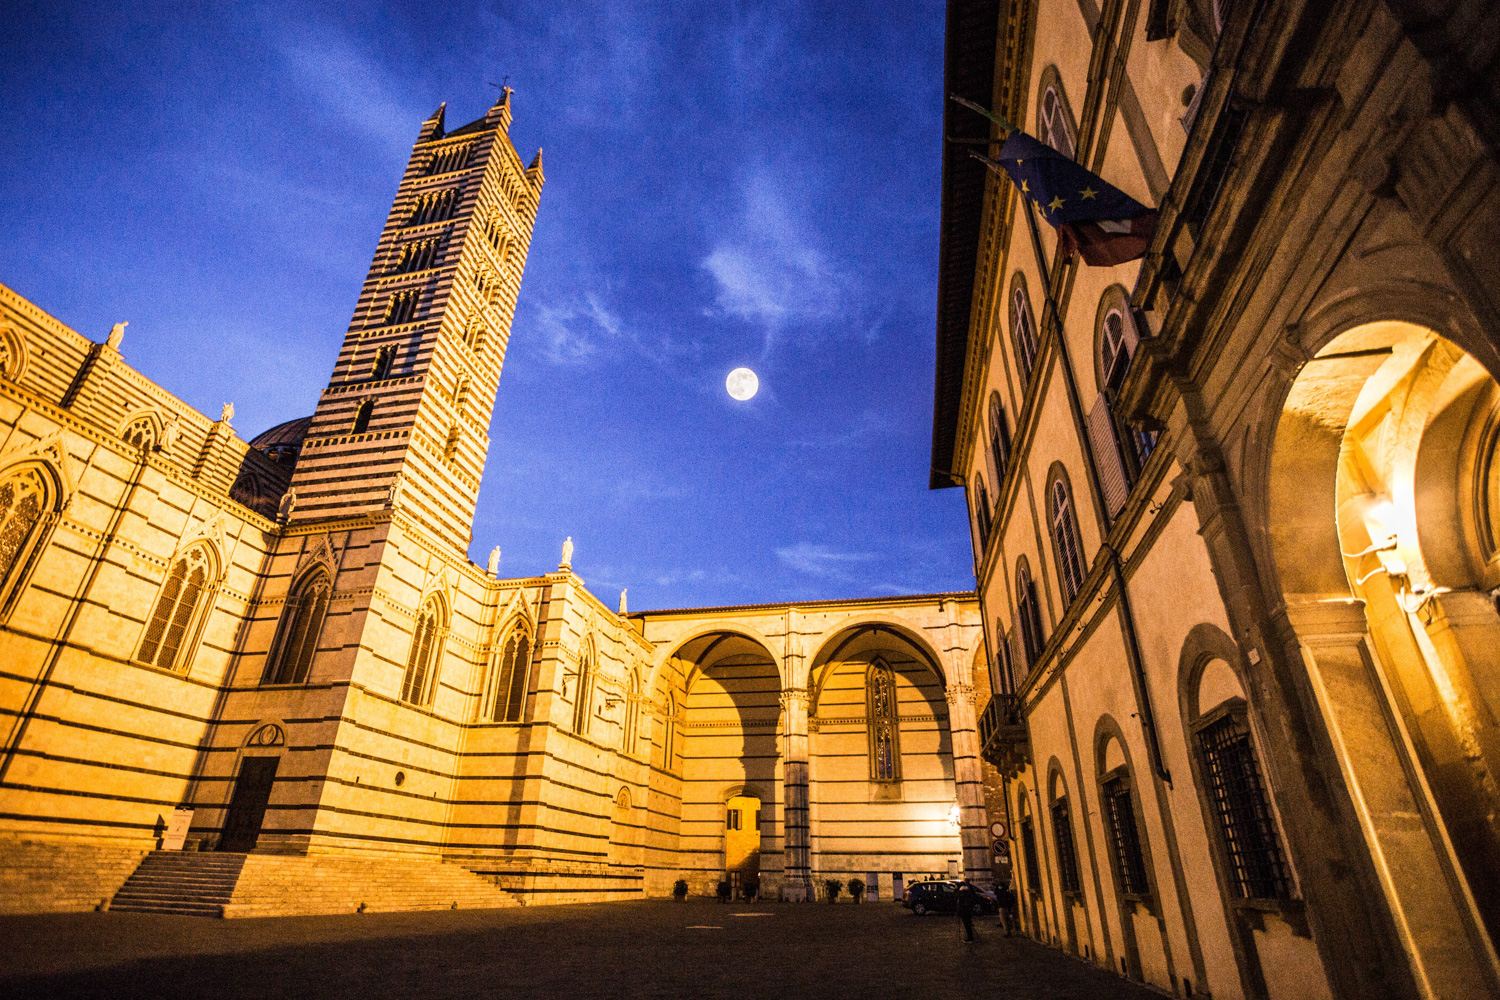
xmin=1052 ymin=799 xmax=1082 ymax=895
xmin=1198 ymin=714 xmax=1290 ymax=900
xmin=1103 ymin=777 xmax=1150 ymax=895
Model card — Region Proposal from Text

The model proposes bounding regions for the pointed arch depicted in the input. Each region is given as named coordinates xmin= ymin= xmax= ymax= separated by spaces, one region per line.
xmin=263 ymin=566 xmax=331 ymax=685
xmin=118 ymin=410 xmax=163 ymax=453
xmin=866 ymin=656 xmax=902 ymax=782
xmin=401 ymin=593 xmax=447 ymax=705
xmin=0 ymin=460 xmax=61 ymax=618
xmin=571 ymin=641 xmax=595 ymax=736
xmin=488 ymin=617 xmax=534 ymax=723
xmin=351 ymin=399 xmax=374 ymax=435
xmin=137 ymin=541 xmax=218 ymax=673
xmin=0 ymin=324 xmax=30 ymax=383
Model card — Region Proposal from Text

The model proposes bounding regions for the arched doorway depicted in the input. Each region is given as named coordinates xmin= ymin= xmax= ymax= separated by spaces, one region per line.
xmin=724 ymin=793 xmax=762 ymax=894
xmin=1268 ymin=320 xmax=1500 ymax=985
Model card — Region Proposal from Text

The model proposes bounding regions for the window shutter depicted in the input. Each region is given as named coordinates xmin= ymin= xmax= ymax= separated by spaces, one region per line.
xmin=1088 ymin=394 xmax=1130 ymax=518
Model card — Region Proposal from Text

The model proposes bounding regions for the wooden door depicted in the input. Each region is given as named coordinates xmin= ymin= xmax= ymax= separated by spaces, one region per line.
xmin=219 ymin=756 xmax=278 ymax=852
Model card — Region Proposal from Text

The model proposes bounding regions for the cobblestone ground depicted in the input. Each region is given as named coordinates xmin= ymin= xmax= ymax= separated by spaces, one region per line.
xmin=0 ymin=900 xmax=1159 ymax=999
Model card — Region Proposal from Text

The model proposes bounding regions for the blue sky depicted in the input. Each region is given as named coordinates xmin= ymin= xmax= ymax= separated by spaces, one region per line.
xmin=0 ymin=0 xmax=973 ymax=609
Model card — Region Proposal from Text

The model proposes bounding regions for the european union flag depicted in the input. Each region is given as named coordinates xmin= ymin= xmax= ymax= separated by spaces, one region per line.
xmin=984 ymin=131 xmax=1158 ymax=267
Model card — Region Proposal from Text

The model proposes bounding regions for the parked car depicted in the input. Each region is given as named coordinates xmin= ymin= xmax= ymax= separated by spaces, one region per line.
xmin=901 ymin=879 xmax=998 ymax=915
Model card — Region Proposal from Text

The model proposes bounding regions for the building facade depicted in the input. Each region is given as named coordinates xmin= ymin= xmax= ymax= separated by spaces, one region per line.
xmin=0 ymin=91 xmax=992 ymax=910
xmin=934 ymin=0 xmax=1500 ymax=998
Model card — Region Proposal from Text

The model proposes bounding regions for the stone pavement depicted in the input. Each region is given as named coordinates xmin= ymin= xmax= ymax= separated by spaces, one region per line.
xmin=0 ymin=900 xmax=1159 ymax=999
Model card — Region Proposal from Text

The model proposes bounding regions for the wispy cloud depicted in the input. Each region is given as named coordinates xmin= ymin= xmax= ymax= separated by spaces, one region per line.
xmin=775 ymin=542 xmax=877 ymax=580
xmin=701 ymin=172 xmax=850 ymax=341
xmin=529 ymin=293 xmax=623 ymax=364
xmin=274 ymin=23 xmax=419 ymax=155
xmin=789 ymin=408 xmax=890 ymax=450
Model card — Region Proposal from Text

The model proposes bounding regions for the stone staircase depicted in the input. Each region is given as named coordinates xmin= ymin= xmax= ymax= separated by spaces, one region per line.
xmin=224 ymin=853 xmax=519 ymax=917
xmin=0 ymin=838 xmax=149 ymax=914
xmin=109 ymin=851 xmax=247 ymax=916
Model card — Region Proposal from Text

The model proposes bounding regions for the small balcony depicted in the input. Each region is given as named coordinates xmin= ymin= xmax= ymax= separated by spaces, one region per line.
xmin=978 ymin=694 xmax=1030 ymax=774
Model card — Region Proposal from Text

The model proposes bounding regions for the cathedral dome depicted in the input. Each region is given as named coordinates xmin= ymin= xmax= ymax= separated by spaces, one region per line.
xmin=249 ymin=415 xmax=312 ymax=469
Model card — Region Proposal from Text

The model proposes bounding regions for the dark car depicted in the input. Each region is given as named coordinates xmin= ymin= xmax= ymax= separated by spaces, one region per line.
xmin=901 ymin=878 xmax=999 ymax=915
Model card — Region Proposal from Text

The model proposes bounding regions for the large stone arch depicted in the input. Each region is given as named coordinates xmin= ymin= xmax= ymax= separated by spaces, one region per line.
xmin=648 ymin=621 xmax=784 ymax=696
xmin=804 ymin=615 xmax=953 ymax=693
xmin=1263 ymin=317 xmax=1500 ymax=993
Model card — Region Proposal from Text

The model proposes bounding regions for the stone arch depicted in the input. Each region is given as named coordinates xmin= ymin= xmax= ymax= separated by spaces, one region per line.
xmin=0 ymin=456 xmax=68 ymax=619
xmin=649 ymin=621 xmax=785 ymax=694
xmin=805 ymin=616 xmax=951 ymax=692
xmin=1175 ymin=622 xmax=1249 ymax=726
xmin=1263 ymin=317 xmax=1500 ymax=985
xmin=117 ymin=409 xmax=164 ymax=452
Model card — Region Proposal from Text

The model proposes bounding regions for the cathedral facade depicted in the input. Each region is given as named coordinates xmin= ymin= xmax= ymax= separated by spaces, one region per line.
xmin=935 ymin=0 xmax=1500 ymax=999
xmin=0 ymin=92 xmax=990 ymax=908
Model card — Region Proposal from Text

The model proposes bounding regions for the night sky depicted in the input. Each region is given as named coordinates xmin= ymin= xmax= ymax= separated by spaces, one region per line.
xmin=0 ymin=1 xmax=973 ymax=609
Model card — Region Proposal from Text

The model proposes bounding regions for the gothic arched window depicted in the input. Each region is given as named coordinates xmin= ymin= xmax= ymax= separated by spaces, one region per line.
xmin=1037 ymin=72 xmax=1077 ymax=159
xmin=1011 ymin=280 xmax=1039 ymax=386
xmin=663 ymin=692 xmax=680 ymax=771
xmin=490 ymin=626 xmax=532 ymax=723
xmin=351 ymin=400 xmax=373 ymax=435
xmin=1049 ymin=473 xmax=1087 ymax=603
xmin=401 ymin=597 xmax=444 ymax=705
xmin=1017 ymin=559 xmax=1045 ymax=667
xmin=138 ymin=545 xmax=212 ymax=672
xmin=263 ymin=570 xmax=330 ymax=685
xmin=867 ymin=658 xmax=901 ymax=782
xmin=988 ymin=392 xmax=1012 ymax=486
xmin=572 ymin=656 xmax=594 ymax=735
xmin=0 ymin=465 xmax=49 ymax=611
xmin=623 ymin=670 xmax=641 ymax=754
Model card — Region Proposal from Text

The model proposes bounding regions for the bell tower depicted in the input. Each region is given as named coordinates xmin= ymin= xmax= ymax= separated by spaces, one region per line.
xmin=286 ymin=89 xmax=543 ymax=552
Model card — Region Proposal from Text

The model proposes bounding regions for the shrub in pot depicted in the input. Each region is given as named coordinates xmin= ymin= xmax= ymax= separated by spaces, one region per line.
xmin=673 ymin=879 xmax=689 ymax=901
xmin=848 ymin=878 xmax=865 ymax=903
xmin=716 ymin=879 xmax=733 ymax=903
xmin=824 ymin=879 xmax=843 ymax=903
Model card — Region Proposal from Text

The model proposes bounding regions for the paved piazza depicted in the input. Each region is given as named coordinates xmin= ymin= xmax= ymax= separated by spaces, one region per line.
xmin=0 ymin=900 xmax=1157 ymax=999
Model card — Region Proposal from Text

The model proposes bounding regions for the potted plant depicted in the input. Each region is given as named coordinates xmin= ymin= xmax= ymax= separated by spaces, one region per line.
xmin=742 ymin=876 xmax=760 ymax=902
xmin=824 ymin=878 xmax=843 ymax=903
xmin=848 ymin=878 xmax=865 ymax=903
xmin=673 ymin=878 xmax=689 ymax=901
xmin=716 ymin=879 xmax=733 ymax=903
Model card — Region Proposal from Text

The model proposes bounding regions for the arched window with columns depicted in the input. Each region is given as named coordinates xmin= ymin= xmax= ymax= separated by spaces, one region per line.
xmin=572 ymin=655 xmax=594 ymax=735
xmin=490 ymin=625 xmax=532 ymax=723
xmin=138 ymin=545 xmax=214 ymax=673
xmin=263 ymin=569 xmax=330 ymax=685
xmin=1016 ymin=558 xmax=1046 ymax=667
xmin=0 ymin=464 xmax=53 ymax=615
xmin=401 ymin=597 xmax=445 ymax=705
xmin=1011 ymin=277 xmax=1039 ymax=387
xmin=866 ymin=658 xmax=902 ymax=782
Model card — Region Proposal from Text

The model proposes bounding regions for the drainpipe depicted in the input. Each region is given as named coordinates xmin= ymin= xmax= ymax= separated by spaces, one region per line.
xmin=1020 ymin=198 xmax=1171 ymax=786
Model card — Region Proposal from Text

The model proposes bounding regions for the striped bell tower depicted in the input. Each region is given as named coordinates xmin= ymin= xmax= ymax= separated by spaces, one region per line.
xmin=286 ymin=89 xmax=543 ymax=553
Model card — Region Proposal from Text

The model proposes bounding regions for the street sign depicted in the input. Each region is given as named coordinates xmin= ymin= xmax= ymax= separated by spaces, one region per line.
xmin=991 ymin=839 xmax=1009 ymax=859
xmin=989 ymin=821 xmax=1007 ymax=839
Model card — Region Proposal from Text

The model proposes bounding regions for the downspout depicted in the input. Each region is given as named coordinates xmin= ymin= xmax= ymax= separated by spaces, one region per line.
xmin=1020 ymin=197 xmax=1171 ymax=786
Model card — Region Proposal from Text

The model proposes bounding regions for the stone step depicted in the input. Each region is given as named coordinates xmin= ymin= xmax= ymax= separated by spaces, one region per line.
xmin=108 ymin=851 xmax=249 ymax=917
xmin=0 ymin=838 xmax=150 ymax=914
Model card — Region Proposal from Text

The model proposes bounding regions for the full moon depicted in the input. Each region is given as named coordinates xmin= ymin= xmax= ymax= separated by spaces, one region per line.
xmin=726 ymin=367 xmax=759 ymax=401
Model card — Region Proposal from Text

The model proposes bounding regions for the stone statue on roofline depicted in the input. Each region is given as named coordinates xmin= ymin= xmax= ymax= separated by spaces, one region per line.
xmin=106 ymin=321 xmax=127 ymax=349
xmin=488 ymin=546 xmax=501 ymax=576
xmin=560 ymin=536 xmax=573 ymax=570
xmin=277 ymin=487 xmax=297 ymax=524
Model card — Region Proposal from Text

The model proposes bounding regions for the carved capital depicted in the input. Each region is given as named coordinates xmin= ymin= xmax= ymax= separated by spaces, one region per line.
xmin=1266 ymin=323 xmax=1314 ymax=376
xmin=779 ymin=688 xmax=810 ymax=711
xmin=945 ymin=683 xmax=976 ymax=707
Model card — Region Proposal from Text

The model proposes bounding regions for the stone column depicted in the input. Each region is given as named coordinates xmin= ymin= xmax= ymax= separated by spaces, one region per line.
xmin=780 ymin=687 xmax=811 ymax=901
xmin=946 ymin=682 xmax=993 ymax=885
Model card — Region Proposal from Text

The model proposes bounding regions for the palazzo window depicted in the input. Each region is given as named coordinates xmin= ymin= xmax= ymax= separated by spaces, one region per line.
xmin=988 ymin=392 xmax=1012 ymax=486
xmin=0 ymin=465 xmax=48 ymax=611
xmin=1020 ymin=813 xmax=1042 ymax=893
xmin=974 ymin=475 xmax=992 ymax=551
xmin=572 ymin=657 xmax=594 ymax=735
xmin=1037 ymin=75 xmax=1077 ymax=159
xmin=1090 ymin=298 xmax=1157 ymax=517
xmin=994 ymin=618 xmax=1016 ymax=694
xmin=1103 ymin=772 xmax=1150 ymax=896
xmin=263 ymin=570 xmax=330 ymax=685
xmin=1197 ymin=709 xmax=1290 ymax=900
xmin=401 ymin=598 xmax=445 ymax=706
xmin=1051 ymin=795 xmax=1083 ymax=895
xmin=1012 ymin=282 xmax=1039 ymax=386
xmin=138 ymin=545 xmax=212 ymax=673
xmin=490 ymin=627 xmax=532 ymax=723
xmin=1016 ymin=560 xmax=1045 ymax=667
xmin=1049 ymin=475 xmax=1087 ymax=603
xmin=867 ymin=658 xmax=902 ymax=782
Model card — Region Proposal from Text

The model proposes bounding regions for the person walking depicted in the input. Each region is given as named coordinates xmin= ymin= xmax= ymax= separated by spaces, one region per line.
xmin=956 ymin=879 xmax=977 ymax=942
xmin=995 ymin=877 xmax=1015 ymax=937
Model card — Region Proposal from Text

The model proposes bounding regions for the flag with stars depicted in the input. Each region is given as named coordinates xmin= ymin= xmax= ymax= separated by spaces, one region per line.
xmin=991 ymin=130 xmax=1158 ymax=267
